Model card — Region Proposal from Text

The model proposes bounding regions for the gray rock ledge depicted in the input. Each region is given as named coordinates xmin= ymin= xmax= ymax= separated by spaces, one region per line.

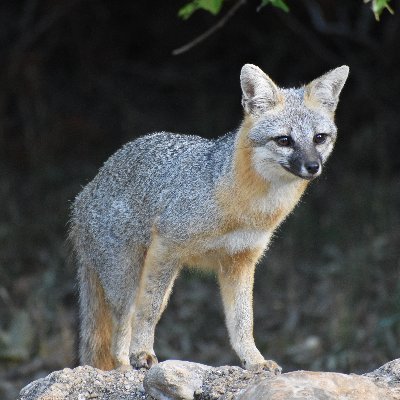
xmin=18 ymin=359 xmax=400 ymax=400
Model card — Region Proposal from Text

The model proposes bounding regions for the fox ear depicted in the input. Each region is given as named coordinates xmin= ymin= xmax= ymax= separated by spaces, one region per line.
xmin=305 ymin=66 xmax=349 ymax=113
xmin=240 ymin=64 xmax=280 ymax=115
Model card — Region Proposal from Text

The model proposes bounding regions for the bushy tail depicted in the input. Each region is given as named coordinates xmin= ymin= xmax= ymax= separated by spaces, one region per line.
xmin=78 ymin=262 xmax=115 ymax=370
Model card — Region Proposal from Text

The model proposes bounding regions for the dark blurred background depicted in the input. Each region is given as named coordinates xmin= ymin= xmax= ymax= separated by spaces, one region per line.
xmin=0 ymin=0 xmax=399 ymax=397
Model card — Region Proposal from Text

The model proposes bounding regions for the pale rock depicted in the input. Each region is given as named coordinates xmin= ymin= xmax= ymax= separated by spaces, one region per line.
xmin=18 ymin=365 xmax=147 ymax=400
xmin=365 ymin=358 xmax=400 ymax=389
xmin=236 ymin=370 xmax=400 ymax=400
xmin=17 ymin=358 xmax=400 ymax=400
xmin=144 ymin=360 xmax=212 ymax=400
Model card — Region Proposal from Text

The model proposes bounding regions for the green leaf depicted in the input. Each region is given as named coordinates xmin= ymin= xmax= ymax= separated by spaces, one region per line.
xmin=364 ymin=0 xmax=394 ymax=21
xmin=258 ymin=0 xmax=290 ymax=13
xmin=178 ymin=2 xmax=199 ymax=20
xmin=178 ymin=0 xmax=224 ymax=20
xmin=198 ymin=0 xmax=224 ymax=15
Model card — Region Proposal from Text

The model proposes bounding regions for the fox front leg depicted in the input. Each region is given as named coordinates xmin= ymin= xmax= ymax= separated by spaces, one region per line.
xmin=218 ymin=254 xmax=282 ymax=375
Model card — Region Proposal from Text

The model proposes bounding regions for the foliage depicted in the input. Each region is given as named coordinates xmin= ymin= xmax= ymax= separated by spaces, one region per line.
xmin=178 ymin=0 xmax=224 ymax=20
xmin=364 ymin=0 xmax=394 ymax=20
xmin=178 ymin=0 xmax=393 ymax=20
xmin=257 ymin=0 xmax=289 ymax=13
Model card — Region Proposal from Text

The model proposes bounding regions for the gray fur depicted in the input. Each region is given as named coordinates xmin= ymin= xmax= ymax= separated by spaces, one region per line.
xmin=70 ymin=64 xmax=349 ymax=372
xmin=72 ymin=132 xmax=234 ymax=249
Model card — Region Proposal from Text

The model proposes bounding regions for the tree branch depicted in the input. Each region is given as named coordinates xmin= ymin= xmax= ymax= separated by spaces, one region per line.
xmin=172 ymin=0 xmax=246 ymax=56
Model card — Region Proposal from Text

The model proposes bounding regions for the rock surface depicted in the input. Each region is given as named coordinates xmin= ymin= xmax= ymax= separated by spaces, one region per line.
xmin=18 ymin=359 xmax=400 ymax=400
xmin=144 ymin=360 xmax=212 ymax=399
xmin=237 ymin=370 xmax=398 ymax=400
xmin=364 ymin=358 xmax=400 ymax=390
xmin=18 ymin=365 xmax=149 ymax=400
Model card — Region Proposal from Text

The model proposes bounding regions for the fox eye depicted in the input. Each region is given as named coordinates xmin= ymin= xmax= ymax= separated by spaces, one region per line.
xmin=274 ymin=136 xmax=293 ymax=147
xmin=314 ymin=133 xmax=328 ymax=144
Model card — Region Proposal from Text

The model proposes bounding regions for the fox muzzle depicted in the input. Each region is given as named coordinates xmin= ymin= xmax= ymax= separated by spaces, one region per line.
xmin=285 ymin=151 xmax=322 ymax=180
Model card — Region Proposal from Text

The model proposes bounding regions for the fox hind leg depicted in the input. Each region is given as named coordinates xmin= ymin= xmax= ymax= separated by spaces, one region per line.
xmin=77 ymin=258 xmax=136 ymax=371
xmin=110 ymin=247 xmax=150 ymax=370
xmin=110 ymin=303 xmax=134 ymax=370
xmin=129 ymin=236 xmax=180 ymax=369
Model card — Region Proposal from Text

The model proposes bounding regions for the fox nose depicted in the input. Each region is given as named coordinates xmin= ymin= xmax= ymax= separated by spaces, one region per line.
xmin=305 ymin=161 xmax=320 ymax=174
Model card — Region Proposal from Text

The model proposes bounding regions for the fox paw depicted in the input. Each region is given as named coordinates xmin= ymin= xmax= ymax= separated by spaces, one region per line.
xmin=130 ymin=351 xmax=158 ymax=369
xmin=243 ymin=359 xmax=282 ymax=375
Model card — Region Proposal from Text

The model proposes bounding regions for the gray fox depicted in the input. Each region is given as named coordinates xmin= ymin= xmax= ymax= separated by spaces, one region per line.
xmin=70 ymin=64 xmax=349 ymax=373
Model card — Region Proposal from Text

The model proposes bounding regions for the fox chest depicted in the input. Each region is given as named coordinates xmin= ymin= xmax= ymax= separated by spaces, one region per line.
xmin=205 ymin=229 xmax=272 ymax=255
xmin=202 ymin=182 xmax=305 ymax=255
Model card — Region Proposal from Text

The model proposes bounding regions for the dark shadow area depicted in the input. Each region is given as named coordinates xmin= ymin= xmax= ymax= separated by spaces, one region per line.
xmin=0 ymin=0 xmax=399 ymax=398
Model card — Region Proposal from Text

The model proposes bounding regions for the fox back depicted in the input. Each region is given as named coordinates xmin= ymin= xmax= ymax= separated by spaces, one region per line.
xmin=70 ymin=64 xmax=349 ymax=372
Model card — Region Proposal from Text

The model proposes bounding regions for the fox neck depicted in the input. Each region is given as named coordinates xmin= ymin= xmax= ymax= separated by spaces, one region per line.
xmin=217 ymin=115 xmax=308 ymax=231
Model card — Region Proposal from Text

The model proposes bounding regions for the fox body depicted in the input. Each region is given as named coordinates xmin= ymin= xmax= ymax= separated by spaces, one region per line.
xmin=70 ymin=64 xmax=349 ymax=372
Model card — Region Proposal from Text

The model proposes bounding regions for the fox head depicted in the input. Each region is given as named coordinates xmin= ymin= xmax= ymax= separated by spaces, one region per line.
xmin=240 ymin=64 xmax=349 ymax=181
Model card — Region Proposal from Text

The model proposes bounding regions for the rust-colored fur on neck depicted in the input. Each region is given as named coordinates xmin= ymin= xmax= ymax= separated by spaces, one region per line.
xmin=217 ymin=116 xmax=269 ymax=227
xmin=217 ymin=115 xmax=308 ymax=232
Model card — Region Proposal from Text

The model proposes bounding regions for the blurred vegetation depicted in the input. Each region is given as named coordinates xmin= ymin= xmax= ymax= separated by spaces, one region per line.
xmin=178 ymin=0 xmax=393 ymax=20
xmin=0 ymin=0 xmax=399 ymax=398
